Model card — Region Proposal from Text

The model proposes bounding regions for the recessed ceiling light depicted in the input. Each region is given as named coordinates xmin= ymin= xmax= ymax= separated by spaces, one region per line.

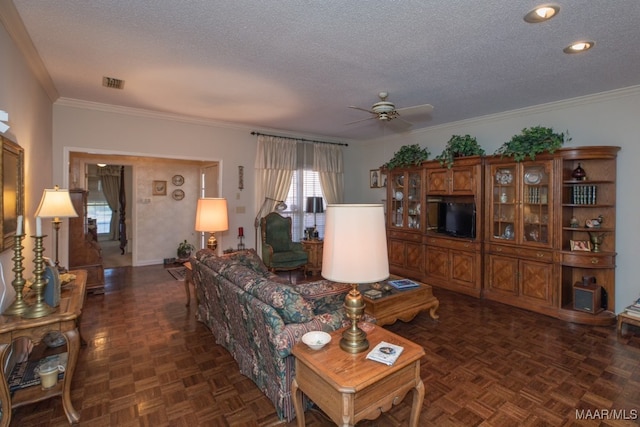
xmin=563 ymin=41 xmax=594 ymax=54
xmin=524 ymin=5 xmax=559 ymax=23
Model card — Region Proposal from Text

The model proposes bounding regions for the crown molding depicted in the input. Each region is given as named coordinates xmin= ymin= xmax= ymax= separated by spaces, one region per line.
xmin=416 ymin=85 xmax=640 ymax=136
xmin=0 ymin=0 xmax=58 ymax=102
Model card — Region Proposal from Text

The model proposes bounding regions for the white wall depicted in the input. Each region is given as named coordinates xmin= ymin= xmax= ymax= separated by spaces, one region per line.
xmin=344 ymin=86 xmax=640 ymax=313
xmin=0 ymin=22 xmax=54 ymax=312
xmin=53 ymin=104 xmax=258 ymax=263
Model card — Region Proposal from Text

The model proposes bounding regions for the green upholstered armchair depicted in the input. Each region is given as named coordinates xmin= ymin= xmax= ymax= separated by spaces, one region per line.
xmin=260 ymin=212 xmax=308 ymax=273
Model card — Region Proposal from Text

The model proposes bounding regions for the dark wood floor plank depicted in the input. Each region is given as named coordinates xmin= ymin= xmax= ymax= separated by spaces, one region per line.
xmin=7 ymin=265 xmax=640 ymax=426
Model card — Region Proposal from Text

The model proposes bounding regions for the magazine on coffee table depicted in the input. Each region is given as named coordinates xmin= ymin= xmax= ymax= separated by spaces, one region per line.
xmin=366 ymin=341 xmax=404 ymax=366
xmin=388 ymin=279 xmax=420 ymax=290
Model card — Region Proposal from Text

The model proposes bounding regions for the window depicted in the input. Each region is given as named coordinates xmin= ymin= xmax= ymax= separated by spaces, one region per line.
xmin=86 ymin=177 xmax=112 ymax=235
xmin=283 ymin=170 xmax=325 ymax=241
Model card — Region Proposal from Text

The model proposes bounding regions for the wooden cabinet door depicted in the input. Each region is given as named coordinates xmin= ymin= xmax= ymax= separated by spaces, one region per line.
xmin=426 ymin=169 xmax=448 ymax=194
xmin=450 ymin=167 xmax=475 ymax=194
xmin=405 ymin=241 xmax=423 ymax=275
xmin=486 ymin=254 xmax=518 ymax=296
xmin=519 ymin=259 xmax=554 ymax=306
xmin=388 ymin=239 xmax=406 ymax=269
xmin=450 ymin=250 xmax=476 ymax=289
xmin=424 ymin=245 xmax=448 ymax=282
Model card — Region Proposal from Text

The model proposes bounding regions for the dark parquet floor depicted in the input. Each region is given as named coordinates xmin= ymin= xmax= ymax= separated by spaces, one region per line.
xmin=9 ymin=265 xmax=640 ymax=426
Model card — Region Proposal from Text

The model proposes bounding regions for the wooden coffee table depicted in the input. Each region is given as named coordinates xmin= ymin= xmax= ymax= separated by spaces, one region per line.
xmin=292 ymin=323 xmax=425 ymax=426
xmin=361 ymin=277 xmax=439 ymax=326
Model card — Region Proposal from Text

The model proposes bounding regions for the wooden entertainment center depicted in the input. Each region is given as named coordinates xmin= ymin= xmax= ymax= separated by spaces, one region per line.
xmin=385 ymin=146 xmax=620 ymax=325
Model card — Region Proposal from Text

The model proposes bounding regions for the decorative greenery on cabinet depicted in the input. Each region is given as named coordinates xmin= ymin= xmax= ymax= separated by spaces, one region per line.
xmin=494 ymin=126 xmax=571 ymax=162
xmin=383 ymin=144 xmax=431 ymax=169
xmin=434 ymin=134 xmax=485 ymax=169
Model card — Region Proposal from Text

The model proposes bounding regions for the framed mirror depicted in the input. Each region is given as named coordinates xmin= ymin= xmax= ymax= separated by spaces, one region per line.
xmin=1 ymin=136 xmax=24 ymax=252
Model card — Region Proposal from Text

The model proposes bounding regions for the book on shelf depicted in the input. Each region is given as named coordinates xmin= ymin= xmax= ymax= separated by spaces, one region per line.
xmin=387 ymin=279 xmax=420 ymax=290
xmin=7 ymin=352 xmax=67 ymax=393
xmin=366 ymin=341 xmax=404 ymax=366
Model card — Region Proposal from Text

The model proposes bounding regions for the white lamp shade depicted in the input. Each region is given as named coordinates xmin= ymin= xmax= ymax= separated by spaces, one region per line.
xmin=321 ymin=204 xmax=389 ymax=284
xmin=195 ymin=198 xmax=229 ymax=232
xmin=35 ymin=187 xmax=78 ymax=219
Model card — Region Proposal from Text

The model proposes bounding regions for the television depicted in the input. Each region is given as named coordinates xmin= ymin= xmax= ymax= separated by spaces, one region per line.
xmin=437 ymin=201 xmax=476 ymax=238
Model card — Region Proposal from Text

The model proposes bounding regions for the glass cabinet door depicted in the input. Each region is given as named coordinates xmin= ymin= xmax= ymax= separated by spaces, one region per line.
xmin=389 ymin=169 xmax=422 ymax=230
xmin=520 ymin=162 xmax=551 ymax=246
xmin=489 ymin=161 xmax=553 ymax=246
xmin=390 ymin=171 xmax=405 ymax=228
xmin=406 ymin=171 xmax=422 ymax=230
xmin=490 ymin=165 xmax=516 ymax=241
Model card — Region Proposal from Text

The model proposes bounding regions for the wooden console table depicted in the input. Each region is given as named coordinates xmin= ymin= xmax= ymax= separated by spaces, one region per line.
xmin=0 ymin=270 xmax=87 ymax=426
xmin=292 ymin=323 xmax=425 ymax=426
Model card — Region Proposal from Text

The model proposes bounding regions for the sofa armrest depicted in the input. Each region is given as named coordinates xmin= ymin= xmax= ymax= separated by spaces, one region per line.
xmin=272 ymin=310 xmax=347 ymax=358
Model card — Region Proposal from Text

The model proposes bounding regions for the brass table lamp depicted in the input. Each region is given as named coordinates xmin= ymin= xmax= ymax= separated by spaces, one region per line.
xmin=321 ymin=204 xmax=389 ymax=353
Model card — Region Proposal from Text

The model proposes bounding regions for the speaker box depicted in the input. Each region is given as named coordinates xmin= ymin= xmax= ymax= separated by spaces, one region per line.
xmin=573 ymin=282 xmax=603 ymax=314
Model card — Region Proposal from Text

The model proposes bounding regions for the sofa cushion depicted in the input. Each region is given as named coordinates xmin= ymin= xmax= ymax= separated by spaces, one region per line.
xmin=196 ymin=248 xmax=273 ymax=278
xmin=296 ymin=280 xmax=352 ymax=313
xmin=247 ymin=276 xmax=316 ymax=324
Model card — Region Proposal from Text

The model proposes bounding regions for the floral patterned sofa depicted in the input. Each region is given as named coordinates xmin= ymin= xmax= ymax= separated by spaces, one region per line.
xmin=190 ymin=248 xmax=354 ymax=421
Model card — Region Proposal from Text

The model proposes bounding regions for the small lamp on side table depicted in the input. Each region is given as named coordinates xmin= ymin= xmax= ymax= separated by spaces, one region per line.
xmin=321 ymin=204 xmax=389 ymax=353
xmin=35 ymin=186 xmax=79 ymax=272
xmin=305 ymin=196 xmax=324 ymax=238
xmin=195 ymin=198 xmax=229 ymax=251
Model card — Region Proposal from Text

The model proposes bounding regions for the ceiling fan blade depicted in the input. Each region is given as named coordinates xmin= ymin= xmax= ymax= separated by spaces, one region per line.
xmin=348 ymin=106 xmax=376 ymax=114
xmin=387 ymin=117 xmax=413 ymax=131
xmin=395 ymin=103 xmax=434 ymax=116
xmin=345 ymin=116 xmax=378 ymax=125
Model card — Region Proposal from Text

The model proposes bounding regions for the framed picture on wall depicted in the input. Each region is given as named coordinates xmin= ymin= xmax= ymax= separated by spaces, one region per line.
xmin=153 ymin=180 xmax=167 ymax=195
xmin=370 ymin=169 xmax=380 ymax=188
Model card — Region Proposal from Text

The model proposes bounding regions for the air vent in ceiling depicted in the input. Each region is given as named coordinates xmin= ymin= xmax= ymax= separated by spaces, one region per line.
xmin=102 ymin=76 xmax=125 ymax=89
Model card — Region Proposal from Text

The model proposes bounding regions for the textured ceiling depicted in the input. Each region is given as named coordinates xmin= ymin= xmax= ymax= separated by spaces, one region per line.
xmin=11 ymin=0 xmax=640 ymax=141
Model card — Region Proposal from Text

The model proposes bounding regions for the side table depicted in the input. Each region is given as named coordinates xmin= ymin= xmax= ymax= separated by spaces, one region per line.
xmin=292 ymin=323 xmax=425 ymax=426
xmin=617 ymin=312 xmax=640 ymax=337
xmin=301 ymin=239 xmax=323 ymax=276
xmin=0 ymin=270 xmax=87 ymax=426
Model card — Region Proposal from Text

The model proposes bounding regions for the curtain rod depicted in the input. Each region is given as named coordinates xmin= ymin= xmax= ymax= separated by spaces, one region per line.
xmin=250 ymin=131 xmax=348 ymax=147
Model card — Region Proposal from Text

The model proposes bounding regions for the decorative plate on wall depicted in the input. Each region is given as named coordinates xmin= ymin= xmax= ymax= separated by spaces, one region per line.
xmin=172 ymin=174 xmax=184 ymax=186
xmin=172 ymin=189 xmax=185 ymax=201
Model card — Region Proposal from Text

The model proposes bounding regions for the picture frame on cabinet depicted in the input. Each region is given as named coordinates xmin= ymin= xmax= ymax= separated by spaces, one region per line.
xmin=379 ymin=172 xmax=387 ymax=187
xmin=370 ymin=169 xmax=380 ymax=188
xmin=570 ymin=240 xmax=592 ymax=252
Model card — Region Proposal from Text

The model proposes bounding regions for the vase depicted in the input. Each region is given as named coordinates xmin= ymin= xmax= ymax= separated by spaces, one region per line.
xmin=572 ymin=163 xmax=586 ymax=181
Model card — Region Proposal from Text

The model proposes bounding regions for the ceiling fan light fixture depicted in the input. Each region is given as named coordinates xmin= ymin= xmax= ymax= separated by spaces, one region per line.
xmin=524 ymin=5 xmax=559 ymax=23
xmin=563 ymin=41 xmax=594 ymax=54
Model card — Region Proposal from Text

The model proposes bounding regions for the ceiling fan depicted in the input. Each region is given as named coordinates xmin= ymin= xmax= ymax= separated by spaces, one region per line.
xmin=348 ymin=92 xmax=434 ymax=128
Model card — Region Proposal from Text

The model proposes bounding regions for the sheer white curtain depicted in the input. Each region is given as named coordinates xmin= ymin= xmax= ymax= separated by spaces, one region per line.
xmin=97 ymin=165 xmax=122 ymax=240
xmin=254 ymin=135 xmax=297 ymax=250
xmin=314 ymin=143 xmax=344 ymax=204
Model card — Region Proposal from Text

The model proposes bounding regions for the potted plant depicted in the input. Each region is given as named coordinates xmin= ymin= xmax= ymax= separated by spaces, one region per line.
xmin=434 ymin=134 xmax=485 ymax=168
xmin=177 ymin=240 xmax=195 ymax=258
xmin=383 ymin=144 xmax=431 ymax=170
xmin=494 ymin=126 xmax=571 ymax=162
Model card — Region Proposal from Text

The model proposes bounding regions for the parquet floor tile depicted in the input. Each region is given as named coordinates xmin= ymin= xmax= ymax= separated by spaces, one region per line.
xmin=7 ymin=265 xmax=640 ymax=426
